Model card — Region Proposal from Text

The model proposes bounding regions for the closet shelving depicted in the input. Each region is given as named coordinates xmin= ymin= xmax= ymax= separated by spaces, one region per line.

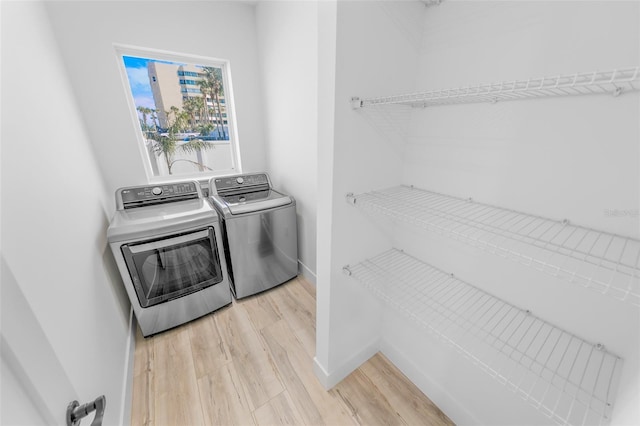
xmin=346 ymin=185 xmax=640 ymax=307
xmin=351 ymin=67 xmax=640 ymax=108
xmin=344 ymin=65 xmax=637 ymax=425
xmin=342 ymin=248 xmax=622 ymax=426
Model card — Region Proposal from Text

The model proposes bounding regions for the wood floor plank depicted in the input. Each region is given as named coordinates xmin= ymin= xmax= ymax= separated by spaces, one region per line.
xmin=266 ymin=278 xmax=316 ymax=358
xmin=253 ymin=391 xmax=305 ymax=426
xmin=235 ymin=290 xmax=282 ymax=332
xmin=131 ymin=371 xmax=154 ymax=426
xmin=260 ymin=320 xmax=323 ymax=425
xmin=131 ymin=327 xmax=155 ymax=426
xmin=279 ymin=278 xmax=316 ymax=330
xmin=214 ymin=300 xmax=255 ymax=354
xmin=153 ymin=327 xmax=204 ymax=425
xmin=197 ymin=362 xmax=255 ymax=426
xmin=331 ymin=368 xmax=405 ymax=426
xmin=360 ymin=353 xmax=455 ymax=426
xmin=188 ymin=313 xmax=229 ymax=379
xmin=215 ymin=300 xmax=284 ymax=410
xmin=133 ymin=326 xmax=153 ymax=376
xmin=261 ymin=319 xmax=355 ymax=426
xmin=297 ymin=276 xmax=316 ymax=299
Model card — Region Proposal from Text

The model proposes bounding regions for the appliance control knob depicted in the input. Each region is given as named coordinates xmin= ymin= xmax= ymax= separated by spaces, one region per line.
xmin=236 ymin=177 xmax=244 ymax=184
xmin=152 ymin=187 xmax=162 ymax=195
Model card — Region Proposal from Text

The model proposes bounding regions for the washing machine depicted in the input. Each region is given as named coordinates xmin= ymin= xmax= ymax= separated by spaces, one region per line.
xmin=107 ymin=180 xmax=231 ymax=337
xmin=208 ymin=173 xmax=298 ymax=299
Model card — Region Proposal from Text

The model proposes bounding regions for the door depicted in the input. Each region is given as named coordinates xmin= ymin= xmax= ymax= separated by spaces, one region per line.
xmin=1 ymin=255 xmax=78 ymax=425
xmin=121 ymin=227 xmax=223 ymax=308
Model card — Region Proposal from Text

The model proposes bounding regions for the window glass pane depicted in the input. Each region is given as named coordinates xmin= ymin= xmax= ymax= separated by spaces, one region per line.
xmin=121 ymin=54 xmax=238 ymax=178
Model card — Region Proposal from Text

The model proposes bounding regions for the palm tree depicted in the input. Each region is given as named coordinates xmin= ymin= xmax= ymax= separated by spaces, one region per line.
xmin=202 ymin=67 xmax=227 ymax=140
xmin=197 ymin=123 xmax=214 ymax=138
xmin=168 ymin=106 xmax=190 ymax=133
xmin=150 ymin=106 xmax=215 ymax=174
xmin=199 ymin=68 xmax=225 ymax=139
xmin=183 ymin=97 xmax=203 ymax=131
xmin=137 ymin=106 xmax=153 ymax=132
xmin=197 ymin=79 xmax=213 ymax=128
xmin=149 ymin=109 xmax=159 ymax=132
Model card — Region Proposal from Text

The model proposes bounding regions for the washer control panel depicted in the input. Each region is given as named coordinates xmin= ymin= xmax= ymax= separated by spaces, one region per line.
xmin=118 ymin=181 xmax=200 ymax=209
xmin=212 ymin=173 xmax=270 ymax=195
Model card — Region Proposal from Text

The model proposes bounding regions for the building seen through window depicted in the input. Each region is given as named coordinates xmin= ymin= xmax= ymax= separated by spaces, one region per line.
xmin=121 ymin=53 xmax=239 ymax=180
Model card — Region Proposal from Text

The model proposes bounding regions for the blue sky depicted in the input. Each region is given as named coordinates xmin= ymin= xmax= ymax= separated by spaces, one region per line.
xmin=123 ymin=56 xmax=185 ymax=125
xmin=123 ymin=56 xmax=155 ymax=115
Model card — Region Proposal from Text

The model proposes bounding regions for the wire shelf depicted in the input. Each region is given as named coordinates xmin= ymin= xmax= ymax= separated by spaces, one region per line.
xmin=344 ymin=248 xmax=622 ymax=426
xmin=352 ymin=67 xmax=640 ymax=108
xmin=347 ymin=186 xmax=640 ymax=307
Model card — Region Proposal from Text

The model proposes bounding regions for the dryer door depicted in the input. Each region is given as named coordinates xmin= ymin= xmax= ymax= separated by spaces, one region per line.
xmin=121 ymin=227 xmax=223 ymax=308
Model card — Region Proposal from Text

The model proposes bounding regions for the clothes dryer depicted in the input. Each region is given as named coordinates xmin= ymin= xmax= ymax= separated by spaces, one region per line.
xmin=209 ymin=173 xmax=298 ymax=298
xmin=108 ymin=181 xmax=231 ymax=337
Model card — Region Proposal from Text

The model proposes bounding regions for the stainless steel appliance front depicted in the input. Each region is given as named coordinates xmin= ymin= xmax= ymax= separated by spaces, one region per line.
xmin=209 ymin=173 xmax=298 ymax=298
xmin=108 ymin=181 xmax=231 ymax=337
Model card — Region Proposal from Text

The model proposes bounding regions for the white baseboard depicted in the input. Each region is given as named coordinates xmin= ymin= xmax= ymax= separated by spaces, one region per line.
xmin=380 ymin=339 xmax=479 ymax=426
xmin=118 ymin=307 xmax=135 ymax=426
xmin=312 ymin=357 xmax=331 ymax=389
xmin=298 ymin=260 xmax=316 ymax=285
xmin=313 ymin=338 xmax=379 ymax=390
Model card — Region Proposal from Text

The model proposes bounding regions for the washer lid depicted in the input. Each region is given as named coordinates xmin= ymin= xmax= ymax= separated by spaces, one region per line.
xmin=218 ymin=189 xmax=292 ymax=215
xmin=107 ymin=199 xmax=218 ymax=242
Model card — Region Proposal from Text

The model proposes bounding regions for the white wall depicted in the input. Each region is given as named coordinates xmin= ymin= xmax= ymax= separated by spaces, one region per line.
xmin=1 ymin=2 xmax=132 ymax=424
xmin=1 ymin=355 xmax=47 ymax=426
xmin=255 ymin=0 xmax=319 ymax=283
xmin=1 ymin=256 xmax=79 ymax=425
xmin=407 ymin=1 xmax=639 ymax=238
xmin=315 ymin=0 xmax=339 ymax=383
xmin=315 ymin=0 xmax=426 ymax=386
xmin=44 ymin=1 xmax=267 ymax=195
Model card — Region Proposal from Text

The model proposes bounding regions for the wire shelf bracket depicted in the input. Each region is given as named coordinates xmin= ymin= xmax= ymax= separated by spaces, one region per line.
xmin=346 ymin=186 xmax=640 ymax=307
xmin=346 ymin=248 xmax=623 ymax=426
xmin=352 ymin=67 xmax=640 ymax=109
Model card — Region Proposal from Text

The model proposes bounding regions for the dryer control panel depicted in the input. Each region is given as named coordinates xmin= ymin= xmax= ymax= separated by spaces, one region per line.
xmin=117 ymin=181 xmax=201 ymax=210
xmin=212 ymin=173 xmax=271 ymax=196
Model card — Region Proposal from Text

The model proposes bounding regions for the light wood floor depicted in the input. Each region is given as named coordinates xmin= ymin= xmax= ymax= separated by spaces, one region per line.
xmin=131 ymin=277 xmax=454 ymax=426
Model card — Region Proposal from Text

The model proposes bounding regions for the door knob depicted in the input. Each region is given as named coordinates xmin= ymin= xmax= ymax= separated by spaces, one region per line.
xmin=66 ymin=395 xmax=105 ymax=426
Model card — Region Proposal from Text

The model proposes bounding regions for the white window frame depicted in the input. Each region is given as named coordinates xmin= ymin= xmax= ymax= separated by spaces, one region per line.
xmin=114 ymin=44 xmax=242 ymax=184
